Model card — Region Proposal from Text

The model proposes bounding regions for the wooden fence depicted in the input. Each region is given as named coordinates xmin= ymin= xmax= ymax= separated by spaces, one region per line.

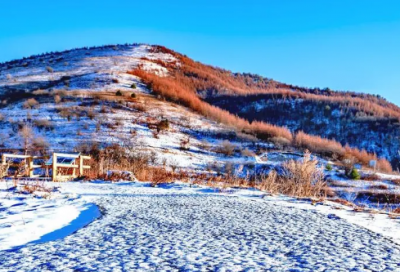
xmin=1 ymin=152 xmax=91 ymax=182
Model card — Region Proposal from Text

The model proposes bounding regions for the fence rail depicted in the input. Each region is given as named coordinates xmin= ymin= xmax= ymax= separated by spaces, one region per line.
xmin=1 ymin=152 xmax=91 ymax=182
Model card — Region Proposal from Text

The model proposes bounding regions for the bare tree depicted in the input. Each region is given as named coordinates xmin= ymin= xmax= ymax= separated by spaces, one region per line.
xmin=19 ymin=125 xmax=33 ymax=154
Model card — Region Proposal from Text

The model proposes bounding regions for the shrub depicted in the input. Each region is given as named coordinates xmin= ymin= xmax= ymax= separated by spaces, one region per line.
xmin=87 ymin=109 xmax=97 ymax=120
xmin=179 ymin=136 xmax=190 ymax=150
xmin=326 ymin=164 xmax=333 ymax=171
xmin=258 ymin=151 xmax=327 ymax=198
xmin=59 ymin=108 xmax=73 ymax=121
xmin=32 ymin=89 xmax=49 ymax=95
xmin=348 ymin=168 xmax=361 ymax=180
xmin=131 ymin=93 xmax=136 ymax=98
xmin=32 ymin=137 xmax=49 ymax=154
xmin=33 ymin=119 xmax=53 ymax=130
xmin=115 ymin=90 xmax=123 ymax=96
xmin=241 ymin=148 xmax=255 ymax=157
xmin=377 ymin=158 xmax=393 ymax=173
xmin=19 ymin=125 xmax=33 ymax=153
xmin=131 ymin=83 xmax=137 ymax=89
xmin=46 ymin=66 xmax=54 ymax=73
xmin=156 ymin=119 xmax=170 ymax=132
xmin=54 ymin=95 xmax=62 ymax=104
xmin=112 ymin=78 xmax=119 ymax=83
xmin=23 ymin=98 xmax=39 ymax=109
xmin=51 ymin=89 xmax=68 ymax=97
xmin=217 ymin=140 xmax=236 ymax=156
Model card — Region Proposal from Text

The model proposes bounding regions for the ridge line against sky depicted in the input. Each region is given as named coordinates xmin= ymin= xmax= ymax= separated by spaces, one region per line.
xmin=0 ymin=1 xmax=399 ymax=106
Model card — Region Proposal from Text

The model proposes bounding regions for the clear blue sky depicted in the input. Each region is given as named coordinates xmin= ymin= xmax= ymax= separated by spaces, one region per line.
xmin=1 ymin=1 xmax=400 ymax=105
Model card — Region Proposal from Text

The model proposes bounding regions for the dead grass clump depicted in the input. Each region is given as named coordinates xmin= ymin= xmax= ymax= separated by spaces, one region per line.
xmin=130 ymin=102 xmax=147 ymax=112
xmin=368 ymin=184 xmax=389 ymax=190
xmin=240 ymin=148 xmax=255 ymax=157
xmin=54 ymin=94 xmax=62 ymax=104
xmin=377 ymin=158 xmax=393 ymax=173
xmin=58 ymin=108 xmax=73 ymax=121
xmin=258 ymin=151 xmax=327 ymax=198
xmin=33 ymin=119 xmax=53 ymax=130
xmin=20 ymin=180 xmax=52 ymax=195
xmin=32 ymin=89 xmax=49 ymax=96
xmin=362 ymin=173 xmax=381 ymax=181
xmin=32 ymin=137 xmax=49 ymax=154
xmin=156 ymin=119 xmax=170 ymax=132
xmin=23 ymin=98 xmax=39 ymax=109
xmin=51 ymin=89 xmax=68 ymax=97
xmin=216 ymin=140 xmax=236 ymax=156
xmin=179 ymin=136 xmax=190 ymax=150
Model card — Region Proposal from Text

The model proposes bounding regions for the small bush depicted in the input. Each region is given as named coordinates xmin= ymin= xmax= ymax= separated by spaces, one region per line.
xmin=32 ymin=137 xmax=49 ymax=153
xmin=362 ymin=173 xmax=381 ymax=181
xmin=112 ymin=78 xmax=119 ymax=83
xmin=156 ymin=119 xmax=170 ymax=132
xmin=131 ymin=83 xmax=137 ymax=89
xmin=54 ymin=95 xmax=62 ymax=104
xmin=217 ymin=140 xmax=236 ymax=156
xmin=87 ymin=109 xmax=97 ymax=120
xmin=258 ymin=151 xmax=327 ymax=198
xmin=348 ymin=168 xmax=361 ymax=180
xmin=33 ymin=119 xmax=53 ymax=130
xmin=46 ymin=66 xmax=54 ymax=73
xmin=23 ymin=98 xmax=39 ymax=109
xmin=116 ymin=90 xmax=123 ymax=96
xmin=326 ymin=164 xmax=333 ymax=171
xmin=32 ymin=89 xmax=49 ymax=95
xmin=59 ymin=108 xmax=73 ymax=121
xmin=241 ymin=148 xmax=255 ymax=157
xmin=179 ymin=136 xmax=190 ymax=150
xmin=131 ymin=93 xmax=136 ymax=98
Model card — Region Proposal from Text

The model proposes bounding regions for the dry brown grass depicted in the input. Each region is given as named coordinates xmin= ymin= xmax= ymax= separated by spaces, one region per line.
xmin=20 ymin=180 xmax=52 ymax=195
xmin=128 ymin=59 xmax=393 ymax=172
xmin=128 ymin=69 xmax=293 ymax=142
xmin=23 ymin=98 xmax=39 ymax=109
xmin=151 ymin=45 xmax=400 ymax=120
xmin=258 ymin=151 xmax=327 ymax=198
xmin=294 ymin=131 xmax=344 ymax=157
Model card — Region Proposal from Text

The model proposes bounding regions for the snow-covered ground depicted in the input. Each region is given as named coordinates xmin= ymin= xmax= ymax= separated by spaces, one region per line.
xmin=1 ymin=181 xmax=400 ymax=271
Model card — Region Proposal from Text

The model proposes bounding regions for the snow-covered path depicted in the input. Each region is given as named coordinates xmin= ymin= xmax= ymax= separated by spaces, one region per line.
xmin=1 ymin=183 xmax=400 ymax=271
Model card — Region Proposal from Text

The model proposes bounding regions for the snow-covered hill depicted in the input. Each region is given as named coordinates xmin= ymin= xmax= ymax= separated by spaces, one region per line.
xmin=2 ymin=44 xmax=400 ymax=271
xmin=0 ymin=44 xmax=253 ymax=171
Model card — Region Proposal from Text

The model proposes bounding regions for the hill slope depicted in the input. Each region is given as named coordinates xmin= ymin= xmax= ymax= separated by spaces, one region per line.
xmin=0 ymin=43 xmax=396 ymax=171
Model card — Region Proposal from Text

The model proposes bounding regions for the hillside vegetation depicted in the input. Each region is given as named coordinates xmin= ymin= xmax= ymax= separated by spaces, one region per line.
xmin=129 ymin=46 xmax=393 ymax=172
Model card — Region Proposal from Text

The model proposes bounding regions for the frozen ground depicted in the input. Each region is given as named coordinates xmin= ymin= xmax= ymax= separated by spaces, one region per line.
xmin=1 ymin=181 xmax=400 ymax=271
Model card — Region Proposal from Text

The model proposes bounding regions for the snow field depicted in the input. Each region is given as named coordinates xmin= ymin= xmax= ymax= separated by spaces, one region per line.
xmin=1 ymin=182 xmax=400 ymax=271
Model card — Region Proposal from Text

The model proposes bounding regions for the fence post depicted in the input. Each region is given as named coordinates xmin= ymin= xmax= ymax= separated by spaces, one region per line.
xmin=27 ymin=156 xmax=34 ymax=177
xmin=79 ymin=155 xmax=84 ymax=177
xmin=52 ymin=153 xmax=57 ymax=182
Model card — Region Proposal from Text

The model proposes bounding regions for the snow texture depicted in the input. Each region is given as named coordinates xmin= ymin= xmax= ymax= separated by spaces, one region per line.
xmin=1 ymin=181 xmax=400 ymax=271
